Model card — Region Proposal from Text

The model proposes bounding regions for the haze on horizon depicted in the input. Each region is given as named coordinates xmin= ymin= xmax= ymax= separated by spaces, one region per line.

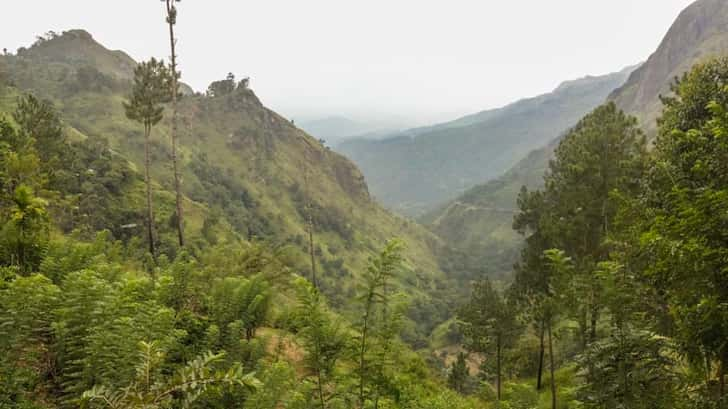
xmin=3 ymin=0 xmax=695 ymax=126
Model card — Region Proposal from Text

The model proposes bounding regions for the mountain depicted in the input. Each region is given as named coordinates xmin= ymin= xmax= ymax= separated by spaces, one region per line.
xmin=0 ymin=30 xmax=456 ymax=341
xmin=421 ymin=139 xmax=557 ymax=276
xmin=337 ymin=67 xmax=635 ymax=217
xmin=425 ymin=0 xmax=728 ymax=274
xmin=298 ymin=115 xmax=409 ymax=148
xmin=610 ymin=0 xmax=728 ymax=135
xmin=297 ymin=116 xmax=371 ymax=146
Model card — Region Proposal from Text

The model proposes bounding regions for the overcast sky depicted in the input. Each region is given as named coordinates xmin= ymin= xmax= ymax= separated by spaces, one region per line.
xmin=3 ymin=0 xmax=696 ymax=125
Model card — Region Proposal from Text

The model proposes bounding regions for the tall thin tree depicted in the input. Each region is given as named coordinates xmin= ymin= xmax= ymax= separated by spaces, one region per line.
xmin=163 ymin=0 xmax=185 ymax=247
xmin=301 ymin=144 xmax=317 ymax=288
xmin=124 ymin=58 xmax=172 ymax=259
xmin=305 ymin=161 xmax=317 ymax=289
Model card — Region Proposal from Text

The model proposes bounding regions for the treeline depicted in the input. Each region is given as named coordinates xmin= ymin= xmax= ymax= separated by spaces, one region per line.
xmin=452 ymin=58 xmax=728 ymax=408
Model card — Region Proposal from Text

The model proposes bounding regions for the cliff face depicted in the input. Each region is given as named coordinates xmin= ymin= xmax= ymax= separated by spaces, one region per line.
xmin=610 ymin=0 xmax=728 ymax=134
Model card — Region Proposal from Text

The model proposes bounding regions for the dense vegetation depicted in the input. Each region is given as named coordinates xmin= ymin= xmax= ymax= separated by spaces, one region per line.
xmin=0 ymin=23 xmax=467 ymax=347
xmin=449 ymin=59 xmax=728 ymax=408
xmin=0 ymin=84 xmax=476 ymax=408
xmin=2 ymin=0 xmax=728 ymax=408
xmin=0 ymin=6 xmax=470 ymax=408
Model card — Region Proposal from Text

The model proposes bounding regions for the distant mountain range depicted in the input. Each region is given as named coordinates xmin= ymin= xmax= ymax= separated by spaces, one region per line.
xmin=337 ymin=67 xmax=636 ymax=217
xmin=297 ymin=116 xmax=406 ymax=147
xmin=424 ymin=0 xmax=728 ymax=275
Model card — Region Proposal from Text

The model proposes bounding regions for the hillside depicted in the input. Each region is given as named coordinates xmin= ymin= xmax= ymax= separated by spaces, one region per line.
xmin=0 ymin=30 xmax=456 ymax=340
xmin=421 ymin=139 xmax=557 ymax=276
xmin=337 ymin=67 xmax=634 ymax=216
xmin=426 ymin=0 xmax=728 ymax=274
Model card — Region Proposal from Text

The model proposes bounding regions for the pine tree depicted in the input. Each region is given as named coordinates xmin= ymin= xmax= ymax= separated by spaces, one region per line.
xmin=512 ymin=186 xmax=552 ymax=391
xmin=458 ymin=278 xmax=521 ymax=402
xmin=543 ymin=102 xmax=646 ymax=350
xmin=123 ymin=58 xmax=173 ymax=260
xmin=447 ymin=352 xmax=470 ymax=394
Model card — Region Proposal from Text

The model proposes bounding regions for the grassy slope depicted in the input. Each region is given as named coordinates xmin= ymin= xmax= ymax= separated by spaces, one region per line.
xmin=421 ymin=142 xmax=556 ymax=277
xmin=338 ymin=68 xmax=634 ymax=217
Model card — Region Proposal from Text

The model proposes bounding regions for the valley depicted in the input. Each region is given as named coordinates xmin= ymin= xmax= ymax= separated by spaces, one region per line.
xmin=1 ymin=0 xmax=727 ymax=408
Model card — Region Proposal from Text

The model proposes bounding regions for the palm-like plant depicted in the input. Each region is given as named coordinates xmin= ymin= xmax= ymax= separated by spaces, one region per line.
xmin=4 ymin=184 xmax=48 ymax=272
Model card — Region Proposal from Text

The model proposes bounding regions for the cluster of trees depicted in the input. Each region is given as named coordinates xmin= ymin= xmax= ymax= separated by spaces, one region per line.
xmin=206 ymin=72 xmax=250 ymax=98
xmin=453 ymin=58 xmax=728 ymax=408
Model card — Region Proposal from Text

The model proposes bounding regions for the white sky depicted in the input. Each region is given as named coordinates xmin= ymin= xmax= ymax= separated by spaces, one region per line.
xmin=3 ymin=0 xmax=696 ymax=125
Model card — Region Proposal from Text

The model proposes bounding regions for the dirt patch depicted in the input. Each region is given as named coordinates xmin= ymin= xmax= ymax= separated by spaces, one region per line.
xmin=434 ymin=345 xmax=484 ymax=376
xmin=259 ymin=327 xmax=306 ymax=376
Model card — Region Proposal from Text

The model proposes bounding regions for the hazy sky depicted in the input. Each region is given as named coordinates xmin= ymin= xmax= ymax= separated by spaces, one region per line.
xmin=4 ymin=0 xmax=696 ymax=125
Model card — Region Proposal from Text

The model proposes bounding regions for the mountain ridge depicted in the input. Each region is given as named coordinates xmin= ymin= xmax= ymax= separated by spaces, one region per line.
xmin=338 ymin=66 xmax=635 ymax=216
xmin=609 ymin=0 xmax=728 ymax=133
xmin=426 ymin=0 xmax=728 ymax=275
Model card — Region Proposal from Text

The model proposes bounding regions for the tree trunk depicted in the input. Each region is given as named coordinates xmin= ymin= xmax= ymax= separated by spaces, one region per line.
xmin=144 ymin=123 xmax=156 ymax=261
xmin=619 ymin=321 xmax=629 ymax=405
xmin=303 ymin=154 xmax=317 ymax=289
xmin=358 ymin=298 xmax=372 ymax=408
xmin=590 ymin=302 xmax=599 ymax=344
xmin=548 ymin=317 xmax=556 ymax=409
xmin=537 ymin=318 xmax=545 ymax=390
xmin=720 ymin=346 xmax=726 ymax=398
xmin=706 ymin=351 xmax=713 ymax=392
xmin=496 ymin=335 xmax=502 ymax=401
xmin=317 ymin=368 xmax=326 ymax=409
xmin=579 ymin=306 xmax=588 ymax=351
xmin=18 ymin=226 xmax=25 ymax=273
xmin=166 ymin=0 xmax=184 ymax=247
xmin=308 ymin=211 xmax=317 ymax=289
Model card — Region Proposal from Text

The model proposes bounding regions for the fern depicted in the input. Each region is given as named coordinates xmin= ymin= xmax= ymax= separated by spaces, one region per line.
xmin=82 ymin=341 xmax=260 ymax=409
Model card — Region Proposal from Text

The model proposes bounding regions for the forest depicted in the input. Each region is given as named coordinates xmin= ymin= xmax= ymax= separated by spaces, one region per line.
xmin=2 ymin=1 xmax=728 ymax=408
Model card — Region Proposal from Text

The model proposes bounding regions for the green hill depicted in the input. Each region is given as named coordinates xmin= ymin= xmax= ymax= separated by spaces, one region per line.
xmin=425 ymin=0 xmax=728 ymax=275
xmin=0 ymin=29 xmax=456 ymax=340
xmin=337 ymin=67 xmax=634 ymax=217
